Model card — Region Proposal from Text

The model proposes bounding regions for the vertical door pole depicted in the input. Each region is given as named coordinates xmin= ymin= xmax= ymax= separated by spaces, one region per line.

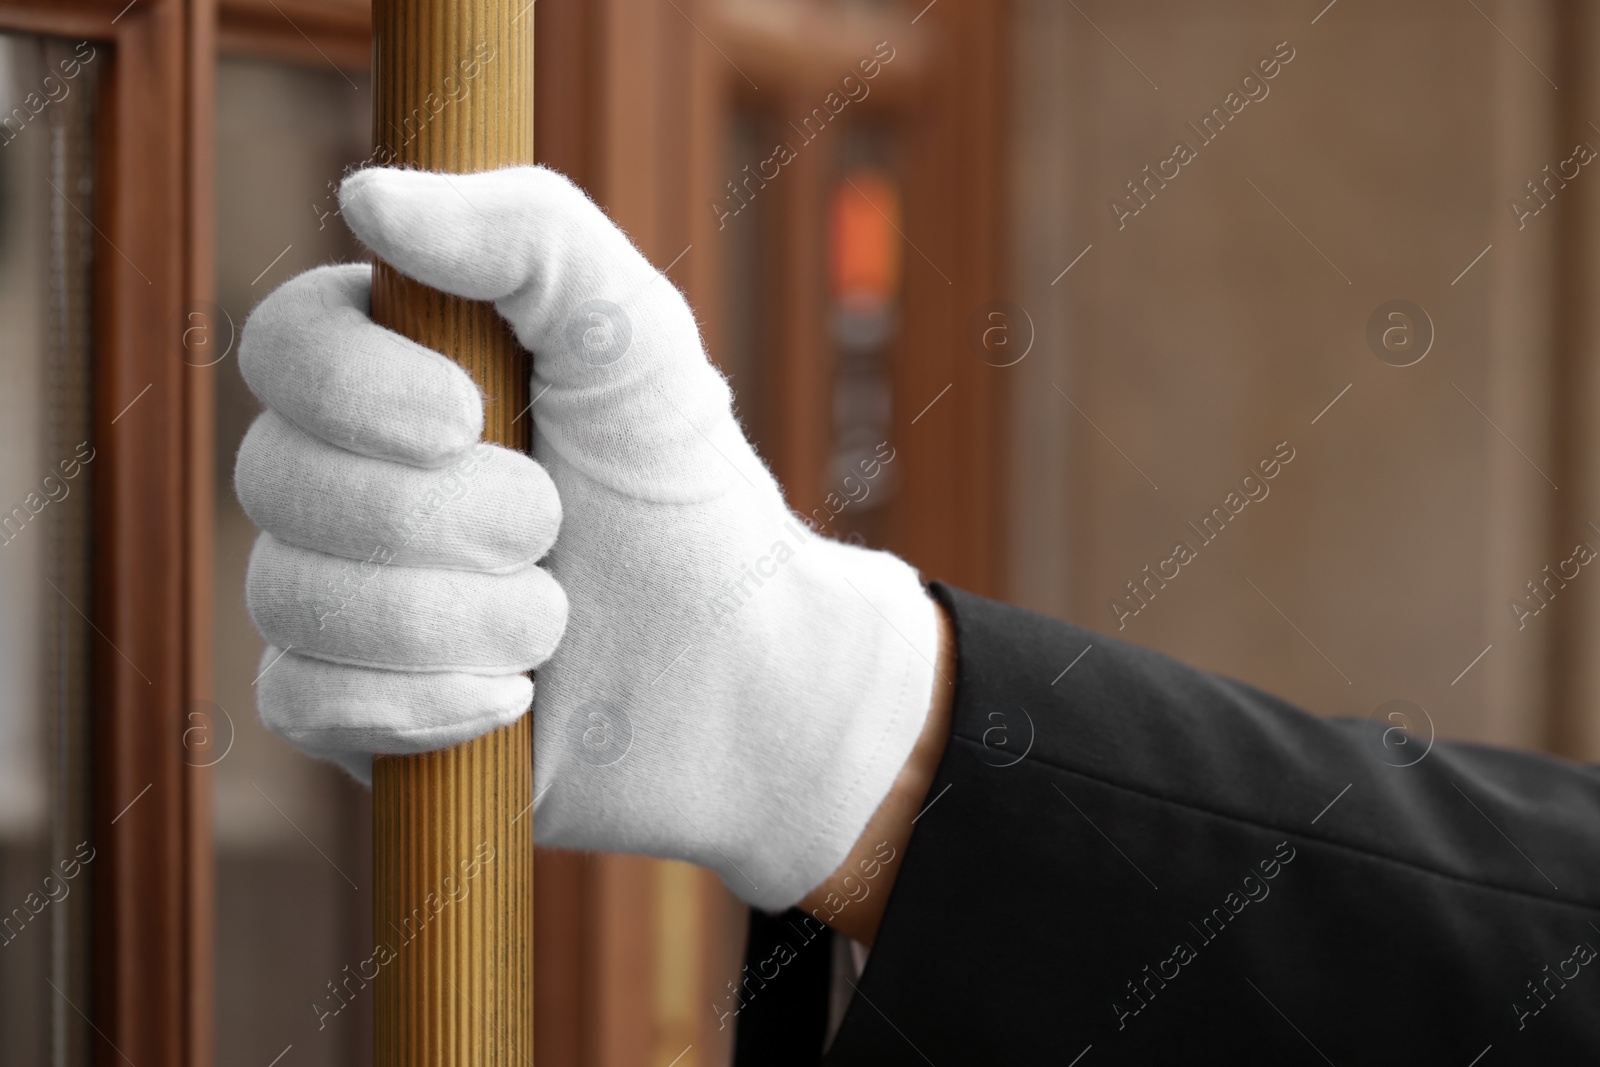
xmin=368 ymin=2 xmax=535 ymax=1063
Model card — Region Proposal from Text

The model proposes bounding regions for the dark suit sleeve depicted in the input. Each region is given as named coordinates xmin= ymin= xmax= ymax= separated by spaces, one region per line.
xmin=733 ymin=583 xmax=1600 ymax=1065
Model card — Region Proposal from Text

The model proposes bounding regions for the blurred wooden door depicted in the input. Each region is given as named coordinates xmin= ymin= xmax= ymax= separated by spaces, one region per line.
xmin=0 ymin=0 xmax=1008 ymax=1063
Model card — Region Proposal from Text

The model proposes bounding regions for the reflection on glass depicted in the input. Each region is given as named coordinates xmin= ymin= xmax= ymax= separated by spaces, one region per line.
xmin=826 ymin=159 xmax=901 ymax=548
xmin=0 ymin=31 xmax=99 ymax=1067
xmin=213 ymin=57 xmax=373 ymax=1067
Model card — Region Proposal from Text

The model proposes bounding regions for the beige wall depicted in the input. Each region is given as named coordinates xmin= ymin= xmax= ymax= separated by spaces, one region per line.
xmin=1007 ymin=0 xmax=1599 ymax=758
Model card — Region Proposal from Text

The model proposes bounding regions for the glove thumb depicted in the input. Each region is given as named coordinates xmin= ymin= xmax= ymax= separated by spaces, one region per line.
xmin=339 ymin=165 xmax=758 ymax=503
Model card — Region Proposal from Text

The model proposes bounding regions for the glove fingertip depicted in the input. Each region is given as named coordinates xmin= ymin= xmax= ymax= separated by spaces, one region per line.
xmin=338 ymin=167 xmax=437 ymax=281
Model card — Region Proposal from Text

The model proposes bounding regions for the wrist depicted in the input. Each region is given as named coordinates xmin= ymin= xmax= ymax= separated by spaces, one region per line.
xmin=720 ymin=539 xmax=940 ymax=909
xmin=529 ymin=500 xmax=941 ymax=911
xmin=795 ymin=594 xmax=954 ymax=944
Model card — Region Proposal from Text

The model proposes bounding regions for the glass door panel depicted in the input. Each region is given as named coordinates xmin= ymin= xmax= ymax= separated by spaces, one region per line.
xmin=0 ymin=31 xmax=99 ymax=1067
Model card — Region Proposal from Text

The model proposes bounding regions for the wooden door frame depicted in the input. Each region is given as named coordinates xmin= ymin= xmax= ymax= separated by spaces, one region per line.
xmin=705 ymin=0 xmax=1010 ymax=591
xmin=0 ymin=0 xmax=211 ymax=1064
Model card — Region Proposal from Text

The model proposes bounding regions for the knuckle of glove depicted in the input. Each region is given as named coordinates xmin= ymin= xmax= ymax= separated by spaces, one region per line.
xmin=256 ymin=648 xmax=534 ymax=757
xmin=239 ymin=263 xmax=483 ymax=466
xmin=245 ymin=534 xmax=568 ymax=674
xmin=235 ymin=412 xmax=561 ymax=572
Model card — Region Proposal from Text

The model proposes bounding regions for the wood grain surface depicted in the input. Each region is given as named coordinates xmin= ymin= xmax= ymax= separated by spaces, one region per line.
xmin=368 ymin=1 xmax=535 ymax=1062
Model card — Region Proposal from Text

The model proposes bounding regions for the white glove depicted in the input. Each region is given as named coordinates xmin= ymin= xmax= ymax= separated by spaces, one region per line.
xmin=236 ymin=165 xmax=940 ymax=910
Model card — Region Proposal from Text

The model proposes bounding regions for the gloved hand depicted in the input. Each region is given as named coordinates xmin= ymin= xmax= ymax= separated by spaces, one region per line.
xmin=235 ymin=165 xmax=940 ymax=910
